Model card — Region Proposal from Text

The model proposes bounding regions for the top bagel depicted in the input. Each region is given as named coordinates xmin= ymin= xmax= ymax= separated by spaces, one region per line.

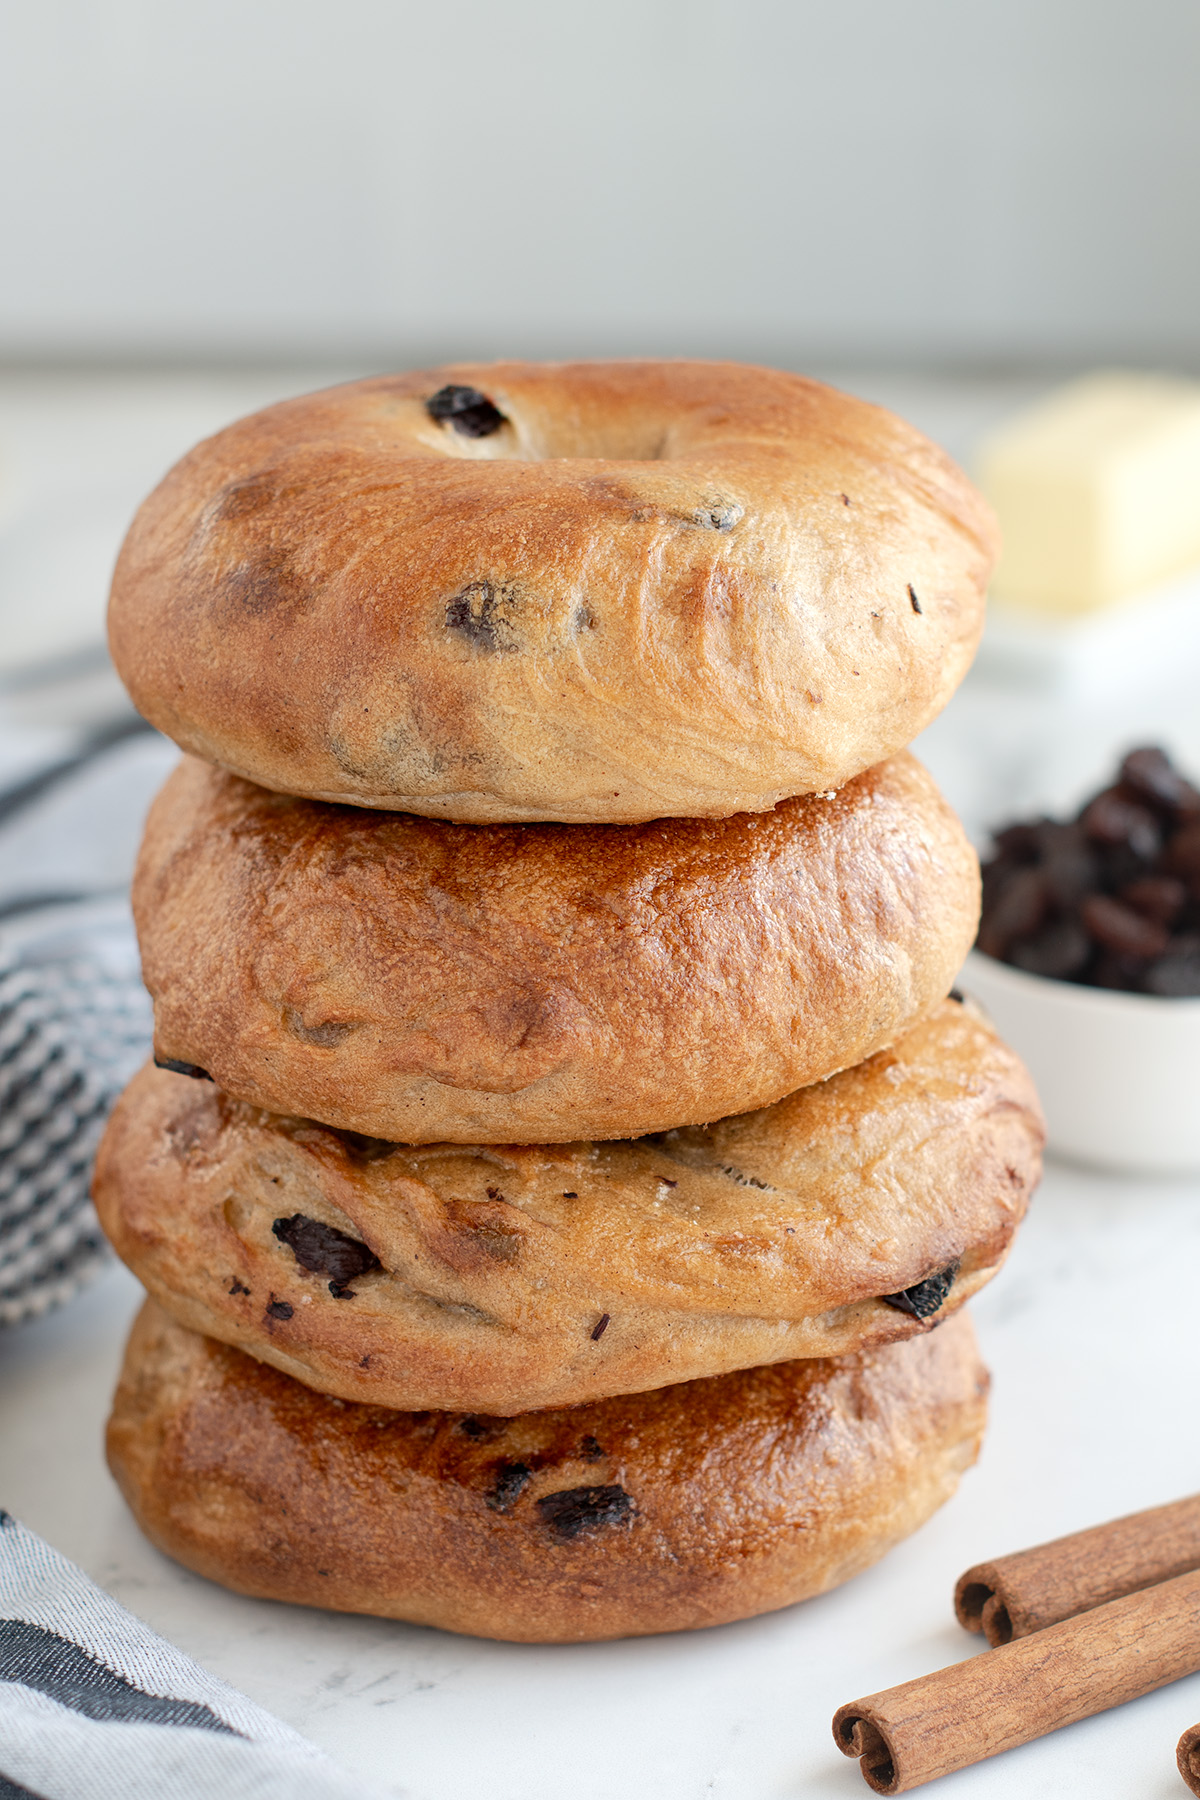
xmin=108 ymin=360 xmax=998 ymax=823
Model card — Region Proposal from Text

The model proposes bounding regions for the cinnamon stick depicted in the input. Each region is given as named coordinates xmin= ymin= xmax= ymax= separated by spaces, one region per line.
xmin=954 ymin=1491 xmax=1200 ymax=1645
xmin=833 ymin=1566 xmax=1200 ymax=1794
xmin=1178 ymin=1723 xmax=1200 ymax=1799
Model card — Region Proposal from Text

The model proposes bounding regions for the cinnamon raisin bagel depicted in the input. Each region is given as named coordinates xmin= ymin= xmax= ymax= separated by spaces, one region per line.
xmin=107 ymin=1301 xmax=988 ymax=1642
xmin=107 ymin=361 xmax=997 ymax=823
xmin=134 ymin=751 xmax=979 ymax=1144
xmin=93 ymin=1002 xmax=1042 ymax=1414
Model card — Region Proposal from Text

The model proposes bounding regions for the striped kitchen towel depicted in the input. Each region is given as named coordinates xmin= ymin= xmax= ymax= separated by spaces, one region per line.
xmin=0 ymin=1511 xmax=384 ymax=1800
xmin=0 ymin=898 xmax=151 ymax=1329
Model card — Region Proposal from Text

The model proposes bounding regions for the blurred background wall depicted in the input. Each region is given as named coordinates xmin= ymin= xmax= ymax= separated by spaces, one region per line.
xmin=2 ymin=0 xmax=1198 ymax=370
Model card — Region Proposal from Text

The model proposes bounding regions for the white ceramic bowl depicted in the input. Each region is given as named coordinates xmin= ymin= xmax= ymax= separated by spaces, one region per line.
xmin=959 ymin=949 xmax=1200 ymax=1175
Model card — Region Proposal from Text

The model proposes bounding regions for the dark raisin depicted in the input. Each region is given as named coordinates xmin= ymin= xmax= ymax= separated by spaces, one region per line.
xmin=1080 ymin=790 xmax=1161 ymax=862
xmin=426 ymin=384 xmax=506 ymax=437
xmin=562 ymin=1191 xmax=577 ymax=1199
xmin=1009 ymin=918 xmax=1091 ymax=979
xmin=1091 ymin=950 xmax=1151 ymax=990
xmin=485 ymin=1462 xmax=532 ymax=1513
xmin=536 ymin=1485 xmax=635 ymax=1540
xmin=590 ymin=1313 xmax=611 ymax=1341
xmin=272 ymin=1214 xmax=380 ymax=1287
xmin=1080 ymin=894 xmax=1169 ymax=959
xmin=881 ymin=1262 xmax=959 ymax=1320
xmin=980 ymin=857 xmax=1020 ymax=911
xmin=154 ymin=1056 xmax=213 ymax=1081
xmin=459 ymin=1417 xmax=490 ymax=1440
xmin=1163 ymin=822 xmax=1200 ymax=893
xmin=978 ymin=746 xmax=1200 ymax=991
xmin=1119 ymin=876 xmax=1187 ymax=926
xmin=976 ymin=866 xmax=1048 ymax=958
xmin=990 ymin=822 xmax=1042 ymax=864
xmin=1034 ymin=822 xmax=1100 ymax=906
xmin=1119 ymin=747 xmax=1200 ymax=818
xmin=265 ymin=1297 xmax=293 ymax=1321
xmin=1101 ymin=842 xmax=1154 ymax=890
xmin=228 ymin=1278 xmax=250 ymax=1297
xmin=908 ymin=584 xmax=922 ymax=613
xmin=581 ymin=1435 xmax=605 ymax=1461
xmin=948 ymin=988 xmax=965 ymax=1003
xmin=444 ymin=580 xmax=517 ymax=652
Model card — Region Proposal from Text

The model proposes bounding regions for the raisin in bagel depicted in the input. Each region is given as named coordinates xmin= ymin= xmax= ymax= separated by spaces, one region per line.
xmin=134 ymin=751 xmax=979 ymax=1144
xmin=93 ymin=1002 xmax=1042 ymax=1414
xmin=107 ymin=361 xmax=997 ymax=824
xmin=107 ymin=1300 xmax=988 ymax=1642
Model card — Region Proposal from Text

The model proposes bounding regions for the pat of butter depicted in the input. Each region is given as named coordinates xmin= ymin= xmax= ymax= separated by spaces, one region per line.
xmin=979 ymin=371 xmax=1200 ymax=616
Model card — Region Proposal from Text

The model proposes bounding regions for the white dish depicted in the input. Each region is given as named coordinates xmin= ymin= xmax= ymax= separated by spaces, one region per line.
xmin=972 ymin=561 xmax=1200 ymax=699
xmin=960 ymin=949 xmax=1200 ymax=1175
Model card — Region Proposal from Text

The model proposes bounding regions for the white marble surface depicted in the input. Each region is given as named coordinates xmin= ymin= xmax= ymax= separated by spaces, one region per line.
xmin=3 ymin=368 xmax=1200 ymax=1798
xmin=3 ymin=1160 xmax=1200 ymax=1799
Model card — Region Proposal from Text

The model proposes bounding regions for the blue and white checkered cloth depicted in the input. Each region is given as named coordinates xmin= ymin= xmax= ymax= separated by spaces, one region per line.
xmin=0 ymin=1511 xmax=383 ymax=1800
xmin=0 ymin=898 xmax=151 ymax=1328
xmin=0 ymin=719 xmax=176 ymax=1329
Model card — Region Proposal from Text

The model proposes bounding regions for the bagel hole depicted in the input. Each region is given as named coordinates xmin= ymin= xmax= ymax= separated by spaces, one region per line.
xmin=422 ymin=400 xmax=687 ymax=464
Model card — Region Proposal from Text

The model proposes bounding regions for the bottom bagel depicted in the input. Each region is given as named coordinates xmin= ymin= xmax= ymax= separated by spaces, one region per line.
xmin=107 ymin=1301 xmax=988 ymax=1643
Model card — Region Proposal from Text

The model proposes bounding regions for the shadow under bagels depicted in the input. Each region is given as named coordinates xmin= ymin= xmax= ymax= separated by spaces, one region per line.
xmin=134 ymin=750 xmax=980 ymax=1145
xmin=107 ymin=1300 xmax=989 ymax=1643
xmin=107 ymin=361 xmax=998 ymax=825
xmin=93 ymin=1001 xmax=1044 ymax=1415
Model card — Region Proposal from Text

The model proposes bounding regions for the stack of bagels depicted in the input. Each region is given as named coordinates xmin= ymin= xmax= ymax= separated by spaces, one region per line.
xmin=95 ymin=361 xmax=1044 ymax=1643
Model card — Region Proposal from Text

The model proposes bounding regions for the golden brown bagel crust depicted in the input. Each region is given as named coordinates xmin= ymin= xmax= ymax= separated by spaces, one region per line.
xmin=107 ymin=1301 xmax=988 ymax=1642
xmin=93 ymin=1003 xmax=1042 ymax=1413
xmin=107 ymin=361 xmax=997 ymax=823
xmin=134 ymin=751 xmax=980 ymax=1144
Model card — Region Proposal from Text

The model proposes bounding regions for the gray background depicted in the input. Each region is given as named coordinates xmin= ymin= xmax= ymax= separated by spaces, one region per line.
xmin=2 ymin=0 xmax=1198 ymax=368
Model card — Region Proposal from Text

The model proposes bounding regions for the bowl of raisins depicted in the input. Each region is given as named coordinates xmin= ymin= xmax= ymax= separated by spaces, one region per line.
xmin=962 ymin=746 xmax=1200 ymax=1174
